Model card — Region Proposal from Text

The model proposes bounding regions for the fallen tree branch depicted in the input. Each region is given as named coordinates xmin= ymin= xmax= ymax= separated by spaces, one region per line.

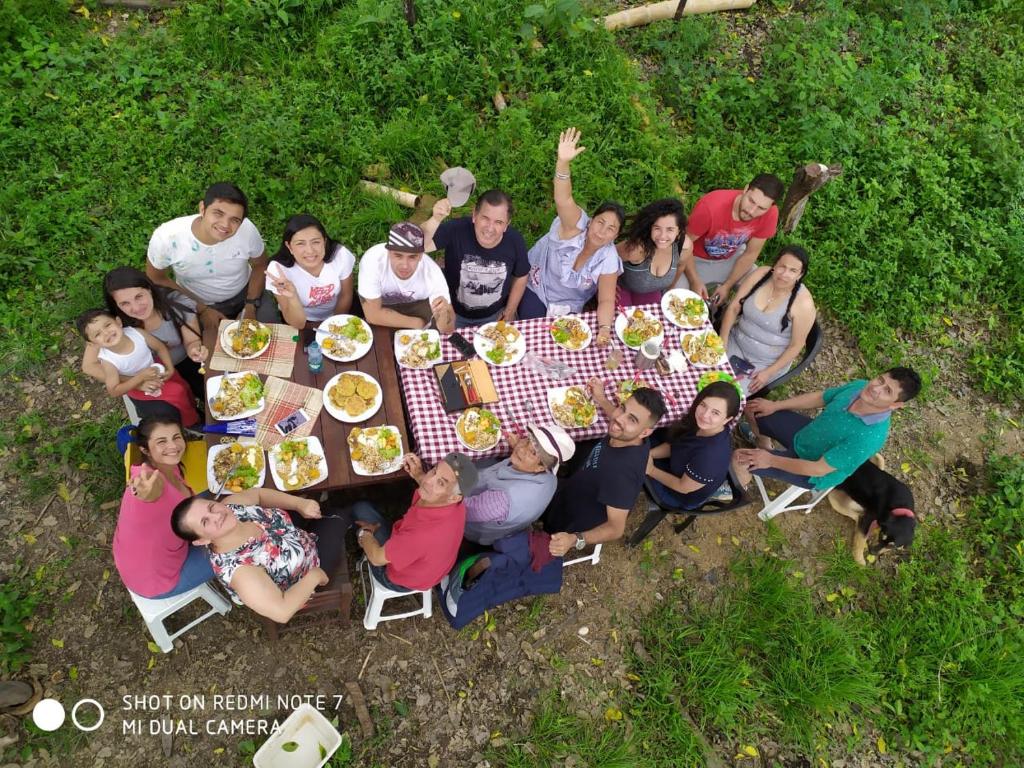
xmin=359 ymin=180 xmax=421 ymax=209
xmin=604 ymin=0 xmax=756 ymax=31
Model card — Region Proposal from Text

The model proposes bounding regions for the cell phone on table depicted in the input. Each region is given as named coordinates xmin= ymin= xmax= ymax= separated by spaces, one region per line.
xmin=275 ymin=408 xmax=310 ymax=436
xmin=448 ymin=332 xmax=476 ymax=359
xmin=729 ymin=355 xmax=756 ymax=377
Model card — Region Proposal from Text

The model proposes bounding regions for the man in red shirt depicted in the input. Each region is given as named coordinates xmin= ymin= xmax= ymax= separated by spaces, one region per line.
xmin=682 ymin=174 xmax=785 ymax=307
xmin=355 ymin=452 xmax=478 ymax=592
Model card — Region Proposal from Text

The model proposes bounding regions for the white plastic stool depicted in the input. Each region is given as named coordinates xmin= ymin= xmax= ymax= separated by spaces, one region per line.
xmin=359 ymin=559 xmax=432 ymax=631
xmin=562 ymin=542 xmax=603 ymax=568
xmin=754 ymin=476 xmax=835 ymax=521
xmin=128 ymin=582 xmax=232 ymax=653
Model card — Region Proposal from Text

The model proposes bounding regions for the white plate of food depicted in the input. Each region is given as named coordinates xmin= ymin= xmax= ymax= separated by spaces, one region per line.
xmin=207 ymin=439 xmax=266 ymax=495
xmin=316 ymin=314 xmax=373 ymax=362
xmin=323 ymin=371 xmax=382 ymax=423
xmin=549 ymin=316 xmax=592 ymax=351
xmin=616 ymin=378 xmax=652 ymax=404
xmin=661 ymin=288 xmax=709 ymax=329
xmin=680 ymin=329 xmax=728 ymax=368
xmin=455 ymin=407 xmax=502 ymax=452
xmin=206 ymin=372 xmax=266 ymax=421
xmin=615 ymin=308 xmax=664 ymax=349
xmin=394 ymin=329 xmax=443 ymax=370
xmin=221 ymin=319 xmax=272 ymax=359
xmin=347 ymin=425 xmax=404 ymax=477
xmin=547 ymin=385 xmax=599 ymax=429
xmin=268 ymin=436 xmax=328 ymax=492
xmin=473 ymin=320 xmax=526 ymax=366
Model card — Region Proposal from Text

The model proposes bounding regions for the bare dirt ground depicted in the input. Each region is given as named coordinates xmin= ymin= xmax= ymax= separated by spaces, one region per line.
xmin=0 ymin=311 xmax=1020 ymax=768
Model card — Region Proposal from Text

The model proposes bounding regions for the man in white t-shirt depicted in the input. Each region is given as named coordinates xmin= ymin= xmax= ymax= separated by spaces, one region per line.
xmin=146 ymin=182 xmax=268 ymax=329
xmin=357 ymin=222 xmax=455 ymax=332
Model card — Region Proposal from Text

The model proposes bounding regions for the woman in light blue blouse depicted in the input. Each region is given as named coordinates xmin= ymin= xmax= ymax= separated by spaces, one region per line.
xmin=519 ymin=127 xmax=624 ymax=346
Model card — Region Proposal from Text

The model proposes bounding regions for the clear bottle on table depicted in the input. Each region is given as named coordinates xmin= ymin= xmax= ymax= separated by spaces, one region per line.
xmin=307 ymin=341 xmax=323 ymax=373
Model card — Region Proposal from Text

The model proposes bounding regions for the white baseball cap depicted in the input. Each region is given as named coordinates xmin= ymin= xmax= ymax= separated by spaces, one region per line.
xmin=527 ymin=423 xmax=576 ymax=473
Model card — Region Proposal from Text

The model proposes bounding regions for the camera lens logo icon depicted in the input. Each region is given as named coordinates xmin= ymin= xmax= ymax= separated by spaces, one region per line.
xmin=32 ymin=698 xmax=105 ymax=732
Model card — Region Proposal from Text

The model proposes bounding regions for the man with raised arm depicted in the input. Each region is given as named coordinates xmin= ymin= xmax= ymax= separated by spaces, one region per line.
xmin=420 ymin=188 xmax=530 ymax=328
xmin=544 ymin=385 xmax=666 ymax=557
xmin=146 ymin=181 xmax=268 ymax=330
xmin=683 ymin=173 xmax=785 ymax=307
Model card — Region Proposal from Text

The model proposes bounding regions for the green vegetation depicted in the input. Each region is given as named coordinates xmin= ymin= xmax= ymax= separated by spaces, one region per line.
xmin=0 ymin=571 xmax=41 ymax=675
xmin=495 ymin=456 xmax=1024 ymax=765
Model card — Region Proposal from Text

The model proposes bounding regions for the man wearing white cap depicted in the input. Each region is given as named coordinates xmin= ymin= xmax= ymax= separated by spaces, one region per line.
xmin=463 ymin=424 xmax=576 ymax=546
xmin=357 ymin=221 xmax=455 ymax=332
xmin=421 ymin=168 xmax=530 ymax=328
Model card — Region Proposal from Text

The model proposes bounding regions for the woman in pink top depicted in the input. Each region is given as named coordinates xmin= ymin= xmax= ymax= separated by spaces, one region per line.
xmin=112 ymin=416 xmax=214 ymax=598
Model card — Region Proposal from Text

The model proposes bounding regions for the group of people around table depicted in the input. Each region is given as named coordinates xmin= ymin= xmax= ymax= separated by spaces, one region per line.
xmin=101 ymin=126 xmax=924 ymax=628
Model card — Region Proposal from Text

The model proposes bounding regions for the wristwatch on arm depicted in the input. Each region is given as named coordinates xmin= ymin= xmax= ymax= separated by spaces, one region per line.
xmin=573 ymin=533 xmax=587 ymax=551
xmin=245 ymin=297 xmax=262 ymax=308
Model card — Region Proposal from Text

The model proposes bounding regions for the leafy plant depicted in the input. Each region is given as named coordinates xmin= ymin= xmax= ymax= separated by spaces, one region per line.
xmin=0 ymin=572 xmax=41 ymax=675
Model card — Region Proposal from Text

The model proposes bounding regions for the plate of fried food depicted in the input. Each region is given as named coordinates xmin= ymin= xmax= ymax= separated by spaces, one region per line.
xmin=207 ymin=439 xmax=265 ymax=494
xmin=316 ymin=314 xmax=373 ymax=362
xmin=548 ymin=385 xmax=598 ymax=429
xmin=206 ymin=371 xmax=265 ymax=420
xmin=615 ymin=308 xmax=664 ymax=349
xmin=221 ymin=318 xmax=272 ymax=359
xmin=347 ymin=425 xmax=404 ymax=476
xmin=394 ymin=329 xmax=443 ymax=370
xmin=323 ymin=371 xmax=382 ymax=423
xmin=661 ymin=288 xmax=709 ymax=329
xmin=549 ymin=316 xmax=592 ymax=351
xmin=680 ymin=329 xmax=728 ymax=368
xmin=268 ymin=436 xmax=327 ymax=492
xmin=455 ymin=407 xmax=502 ymax=452
xmin=473 ymin=320 xmax=526 ymax=366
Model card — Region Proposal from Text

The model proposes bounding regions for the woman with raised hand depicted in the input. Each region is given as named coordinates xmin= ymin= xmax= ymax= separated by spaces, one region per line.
xmin=718 ymin=245 xmax=816 ymax=395
xmin=645 ymin=380 xmax=741 ymax=509
xmin=86 ymin=267 xmax=208 ymax=401
xmin=265 ymin=214 xmax=355 ymax=328
xmin=616 ymin=198 xmax=693 ymax=306
xmin=113 ymin=415 xmax=214 ymax=598
xmin=518 ymin=127 xmax=624 ymax=346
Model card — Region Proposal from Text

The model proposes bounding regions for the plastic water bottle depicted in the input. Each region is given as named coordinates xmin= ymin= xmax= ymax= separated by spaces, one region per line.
xmin=307 ymin=341 xmax=323 ymax=373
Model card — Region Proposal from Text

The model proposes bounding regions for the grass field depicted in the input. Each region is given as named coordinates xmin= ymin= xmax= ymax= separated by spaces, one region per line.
xmin=2 ymin=1 xmax=1022 ymax=765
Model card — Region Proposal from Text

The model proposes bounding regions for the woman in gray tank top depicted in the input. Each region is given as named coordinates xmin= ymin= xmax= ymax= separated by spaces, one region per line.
xmin=719 ymin=246 xmax=816 ymax=394
xmin=616 ymin=199 xmax=694 ymax=306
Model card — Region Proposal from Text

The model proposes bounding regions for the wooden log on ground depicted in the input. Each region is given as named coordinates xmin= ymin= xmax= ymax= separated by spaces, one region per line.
xmin=779 ymin=162 xmax=843 ymax=233
xmin=604 ymin=0 xmax=756 ymax=31
xmin=359 ymin=180 xmax=421 ymax=209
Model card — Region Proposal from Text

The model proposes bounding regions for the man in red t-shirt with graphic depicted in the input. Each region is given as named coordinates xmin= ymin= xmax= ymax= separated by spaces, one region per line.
xmin=682 ymin=174 xmax=785 ymax=307
xmin=354 ymin=452 xmax=478 ymax=592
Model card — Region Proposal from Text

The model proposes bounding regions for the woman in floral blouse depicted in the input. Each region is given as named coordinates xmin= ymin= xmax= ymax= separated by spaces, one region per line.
xmin=170 ymin=487 xmax=347 ymax=623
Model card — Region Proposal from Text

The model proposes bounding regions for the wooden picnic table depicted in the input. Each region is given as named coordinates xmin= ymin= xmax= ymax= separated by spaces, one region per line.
xmin=203 ymin=321 xmax=411 ymax=492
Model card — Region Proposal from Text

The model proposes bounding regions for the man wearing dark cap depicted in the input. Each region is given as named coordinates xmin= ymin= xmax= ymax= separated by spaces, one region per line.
xmin=421 ymin=171 xmax=530 ymax=328
xmin=357 ymin=221 xmax=455 ymax=332
xmin=354 ymin=452 xmax=478 ymax=592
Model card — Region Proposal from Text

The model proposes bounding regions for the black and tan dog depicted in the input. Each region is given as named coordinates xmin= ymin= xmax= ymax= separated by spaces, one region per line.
xmin=829 ymin=454 xmax=917 ymax=565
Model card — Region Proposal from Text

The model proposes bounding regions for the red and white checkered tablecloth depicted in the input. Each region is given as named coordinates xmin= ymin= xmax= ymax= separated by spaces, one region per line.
xmin=398 ymin=305 xmax=738 ymax=464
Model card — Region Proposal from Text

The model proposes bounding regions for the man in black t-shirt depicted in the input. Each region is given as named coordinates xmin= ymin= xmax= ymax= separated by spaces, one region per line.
xmin=421 ymin=189 xmax=530 ymax=327
xmin=544 ymin=385 xmax=666 ymax=557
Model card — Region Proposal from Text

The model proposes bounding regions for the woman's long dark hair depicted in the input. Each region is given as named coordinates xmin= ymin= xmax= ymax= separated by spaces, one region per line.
xmin=665 ymin=381 xmax=741 ymax=441
xmin=622 ymin=198 xmax=687 ymax=261
xmin=270 ymin=214 xmax=341 ymax=268
xmin=736 ymin=245 xmax=809 ymax=332
xmin=103 ymin=267 xmax=200 ymax=338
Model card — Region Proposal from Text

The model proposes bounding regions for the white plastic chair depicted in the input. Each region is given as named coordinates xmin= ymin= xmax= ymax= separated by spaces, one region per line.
xmin=127 ymin=582 xmax=232 ymax=653
xmin=358 ymin=558 xmax=432 ymax=631
xmin=122 ymin=395 xmax=141 ymax=426
xmin=754 ymin=476 xmax=835 ymax=521
xmin=562 ymin=542 xmax=603 ymax=568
